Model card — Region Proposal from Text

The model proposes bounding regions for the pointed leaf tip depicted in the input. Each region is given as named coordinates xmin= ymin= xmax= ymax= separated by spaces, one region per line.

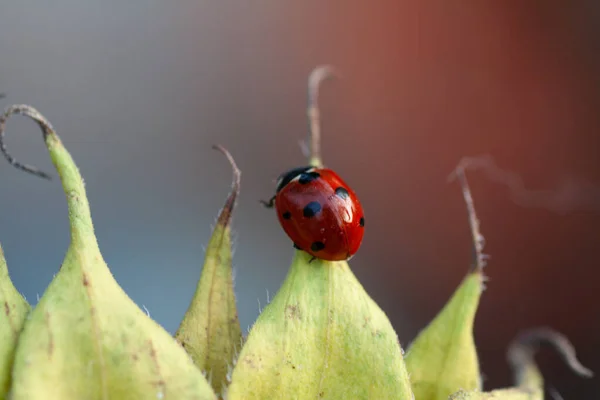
xmin=0 ymin=244 xmax=31 ymax=399
xmin=3 ymin=105 xmax=216 ymax=399
xmin=175 ymin=144 xmax=242 ymax=396
xmin=405 ymin=165 xmax=488 ymax=400
xmin=212 ymin=144 xmax=241 ymax=226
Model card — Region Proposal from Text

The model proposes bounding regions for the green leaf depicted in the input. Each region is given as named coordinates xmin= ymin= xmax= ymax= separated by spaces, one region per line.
xmin=404 ymin=272 xmax=482 ymax=400
xmin=226 ymin=251 xmax=413 ymax=400
xmin=1 ymin=105 xmax=216 ymax=400
xmin=175 ymin=145 xmax=243 ymax=396
xmin=449 ymin=328 xmax=593 ymax=399
xmin=404 ymin=167 xmax=486 ymax=400
xmin=0 ymin=243 xmax=31 ymax=399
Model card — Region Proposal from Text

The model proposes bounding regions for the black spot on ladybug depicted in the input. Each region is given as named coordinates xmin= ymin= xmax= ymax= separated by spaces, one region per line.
xmin=282 ymin=211 xmax=292 ymax=219
xmin=299 ymin=171 xmax=320 ymax=185
xmin=334 ymin=187 xmax=349 ymax=200
xmin=303 ymin=201 xmax=322 ymax=218
xmin=293 ymin=242 xmax=303 ymax=250
xmin=311 ymin=241 xmax=325 ymax=252
xmin=359 ymin=217 xmax=365 ymax=227
xmin=276 ymin=166 xmax=313 ymax=192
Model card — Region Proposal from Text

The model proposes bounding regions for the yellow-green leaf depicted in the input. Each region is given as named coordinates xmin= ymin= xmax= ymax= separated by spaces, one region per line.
xmin=404 ymin=167 xmax=486 ymax=400
xmin=1 ymin=105 xmax=216 ymax=400
xmin=175 ymin=145 xmax=243 ymax=396
xmin=0 ymin=243 xmax=31 ymax=399
xmin=449 ymin=328 xmax=593 ymax=399
xmin=226 ymin=251 xmax=413 ymax=400
xmin=405 ymin=272 xmax=483 ymax=399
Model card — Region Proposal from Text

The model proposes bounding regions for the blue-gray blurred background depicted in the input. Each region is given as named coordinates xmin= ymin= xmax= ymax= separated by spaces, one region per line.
xmin=1 ymin=1 xmax=599 ymax=397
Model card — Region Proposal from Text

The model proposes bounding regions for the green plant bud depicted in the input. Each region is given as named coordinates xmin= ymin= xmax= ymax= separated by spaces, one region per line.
xmin=0 ymin=244 xmax=31 ymax=399
xmin=449 ymin=328 xmax=593 ymax=399
xmin=405 ymin=272 xmax=482 ymax=399
xmin=175 ymin=145 xmax=243 ymax=396
xmin=226 ymin=251 xmax=413 ymax=400
xmin=404 ymin=167 xmax=486 ymax=400
xmin=0 ymin=105 xmax=216 ymax=400
xmin=225 ymin=65 xmax=412 ymax=399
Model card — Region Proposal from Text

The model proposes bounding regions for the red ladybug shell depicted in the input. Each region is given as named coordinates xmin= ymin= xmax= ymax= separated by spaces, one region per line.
xmin=272 ymin=166 xmax=365 ymax=261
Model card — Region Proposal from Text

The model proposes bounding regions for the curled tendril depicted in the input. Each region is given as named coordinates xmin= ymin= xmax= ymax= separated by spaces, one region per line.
xmin=306 ymin=65 xmax=340 ymax=167
xmin=448 ymin=166 xmax=488 ymax=273
xmin=507 ymin=327 xmax=594 ymax=383
xmin=0 ymin=104 xmax=54 ymax=179
xmin=212 ymin=144 xmax=241 ymax=225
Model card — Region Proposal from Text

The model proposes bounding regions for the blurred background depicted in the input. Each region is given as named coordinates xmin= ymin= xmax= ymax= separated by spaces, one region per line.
xmin=1 ymin=1 xmax=599 ymax=397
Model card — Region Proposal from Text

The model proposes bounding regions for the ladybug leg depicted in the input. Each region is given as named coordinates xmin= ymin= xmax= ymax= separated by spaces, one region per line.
xmin=293 ymin=243 xmax=303 ymax=250
xmin=260 ymin=195 xmax=276 ymax=209
xmin=308 ymin=256 xmax=317 ymax=264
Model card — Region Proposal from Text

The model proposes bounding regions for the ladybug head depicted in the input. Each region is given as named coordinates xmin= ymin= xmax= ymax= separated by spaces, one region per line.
xmin=275 ymin=166 xmax=314 ymax=193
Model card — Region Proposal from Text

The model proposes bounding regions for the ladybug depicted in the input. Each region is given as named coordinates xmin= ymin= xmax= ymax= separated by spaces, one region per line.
xmin=262 ymin=166 xmax=365 ymax=261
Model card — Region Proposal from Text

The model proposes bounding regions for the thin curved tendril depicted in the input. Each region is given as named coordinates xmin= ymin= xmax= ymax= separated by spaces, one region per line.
xmin=306 ymin=65 xmax=339 ymax=167
xmin=212 ymin=144 xmax=241 ymax=224
xmin=507 ymin=327 xmax=594 ymax=382
xmin=0 ymin=104 xmax=53 ymax=179
xmin=448 ymin=166 xmax=488 ymax=273
xmin=548 ymin=386 xmax=564 ymax=400
xmin=451 ymin=154 xmax=600 ymax=213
